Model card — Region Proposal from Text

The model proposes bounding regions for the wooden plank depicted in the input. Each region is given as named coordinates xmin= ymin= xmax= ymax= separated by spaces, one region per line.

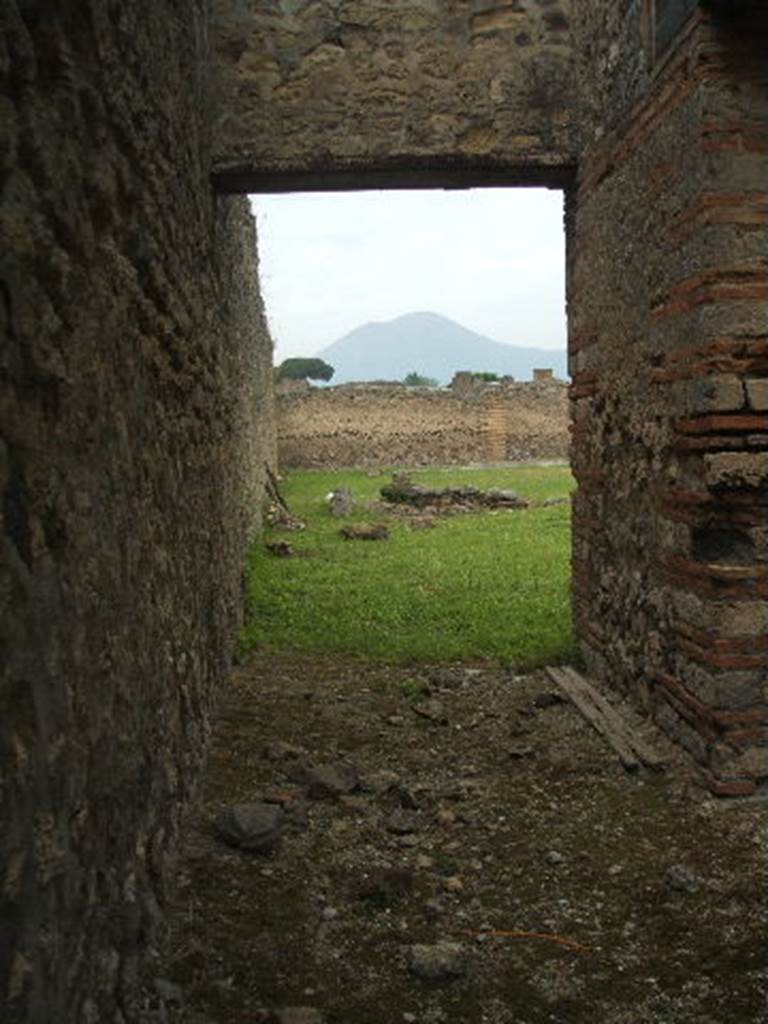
xmin=559 ymin=667 xmax=666 ymax=769
xmin=546 ymin=666 xmax=665 ymax=770
xmin=546 ymin=667 xmax=640 ymax=771
xmin=655 ymin=0 xmax=699 ymax=58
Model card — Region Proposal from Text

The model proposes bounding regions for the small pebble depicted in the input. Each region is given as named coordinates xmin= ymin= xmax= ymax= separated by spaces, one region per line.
xmin=666 ymin=863 xmax=701 ymax=894
xmin=508 ymin=745 xmax=535 ymax=759
xmin=425 ymin=898 xmax=445 ymax=920
xmin=544 ymin=850 xmax=565 ymax=866
xmin=408 ymin=942 xmax=466 ymax=981
xmin=442 ymin=875 xmax=464 ymax=893
xmin=272 ymin=1009 xmax=324 ymax=1024
xmin=386 ymin=811 xmax=417 ymax=835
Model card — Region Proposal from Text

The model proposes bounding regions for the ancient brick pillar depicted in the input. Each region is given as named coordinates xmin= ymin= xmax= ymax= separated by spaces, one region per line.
xmin=571 ymin=1 xmax=768 ymax=795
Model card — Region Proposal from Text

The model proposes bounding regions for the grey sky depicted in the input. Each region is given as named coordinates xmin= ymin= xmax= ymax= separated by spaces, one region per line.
xmin=250 ymin=188 xmax=566 ymax=364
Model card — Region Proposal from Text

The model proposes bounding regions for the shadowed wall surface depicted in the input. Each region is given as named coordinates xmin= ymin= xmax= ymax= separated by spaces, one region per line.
xmin=1 ymin=3 xmax=274 ymax=1020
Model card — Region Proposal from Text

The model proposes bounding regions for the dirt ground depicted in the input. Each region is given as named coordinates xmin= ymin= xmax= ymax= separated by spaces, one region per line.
xmin=166 ymin=654 xmax=767 ymax=1024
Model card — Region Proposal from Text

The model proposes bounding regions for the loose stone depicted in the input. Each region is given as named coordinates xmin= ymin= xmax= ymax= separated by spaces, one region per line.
xmin=266 ymin=540 xmax=296 ymax=557
xmin=414 ymin=699 xmax=447 ymax=723
xmin=427 ymin=667 xmax=465 ymax=690
xmin=442 ymin=875 xmax=464 ymax=893
xmin=271 ymin=1008 xmax=325 ymax=1024
xmin=508 ymin=745 xmax=535 ymax=759
xmin=355 ymin=867 xmax=415 ymax=904
xmin=359 ymin=769 xmax=400 ymax=793
xmin=394 ymin=784 xmax=420 ymax=810
xmin=386 ymin=811 xmax=418 ymax=835
xmin=424 ymin=897 xmax=445 ymax=920
xmin=214 ymin=803 xmax=284 ymax=853
xmin=153 ymin=978 xmax=184 ymax=1006
xmin=328 ymin=487 xmax=355 ymax=517
xmin=263 ymin=741 xmax=306 ymax=762
xmin=398 ymin=835 xmax=420 ymax=848
xmin=293 ymin=761 xmax=360 ymax=800
xmin=665 ymin=864 xmax=701 ymax=894
xmin=407 ymin=942 xmax=466 ymax=981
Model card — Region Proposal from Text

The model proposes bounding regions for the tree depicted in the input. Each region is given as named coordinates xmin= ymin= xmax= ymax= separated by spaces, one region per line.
xmin=403 ymin=371 xmax=438 ymax=387
xmin=276 ymin=358 xmax=334 ymax=382
xmin=471 ymin=371 xmax=500 ymax=382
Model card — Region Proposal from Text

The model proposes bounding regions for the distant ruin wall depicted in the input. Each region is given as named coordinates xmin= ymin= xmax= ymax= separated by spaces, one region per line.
xmin=277 ymin=379 xmax=569 ymax=468
xmin=0 ymin=4 xmax=273 ymax=1022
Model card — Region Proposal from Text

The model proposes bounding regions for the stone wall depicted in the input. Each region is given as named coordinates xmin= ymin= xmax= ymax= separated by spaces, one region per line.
xmin=276 ymin=379 xmax=569 ymax=468
xmin=570 ymin=0 xmax=768 ymax=796
xmin=0 ymin=4 xmax=273 ymax=1022
xmin=210 ymin=0 xmax=576 ymax=191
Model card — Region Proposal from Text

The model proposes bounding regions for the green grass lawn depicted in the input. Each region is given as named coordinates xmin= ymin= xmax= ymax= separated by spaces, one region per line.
xmin=240 ymin=464 xmax=575 ymax=668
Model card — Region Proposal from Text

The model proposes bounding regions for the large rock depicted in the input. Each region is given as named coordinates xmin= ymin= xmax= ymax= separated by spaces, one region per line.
xmin=214 ymin=803 xmax=285 ymax=853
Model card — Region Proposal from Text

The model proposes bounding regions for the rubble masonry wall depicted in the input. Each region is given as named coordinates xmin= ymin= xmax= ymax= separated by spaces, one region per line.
xmin=0 ymin=3 xmax=274 ymax=1020
xmin=277 ymin=379 xmax=569 ymax=468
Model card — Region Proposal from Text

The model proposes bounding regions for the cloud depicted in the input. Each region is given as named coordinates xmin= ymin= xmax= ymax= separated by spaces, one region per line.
xmin=250 ymin=188 xmax=566 ymax=361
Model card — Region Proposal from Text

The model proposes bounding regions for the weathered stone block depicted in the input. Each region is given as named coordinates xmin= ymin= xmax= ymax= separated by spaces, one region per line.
xmin=684 ymin=375 xmax=746 ymax=414
xmin=676 ymin=660 xmax=767 ymax=711
xmin=746 ymin=379 xmax=768 ymax=411
xmin=654 ymin=701 xmax=709 ymax=764
xmin=709 ymin=600 xmax=768 ymax=638
xmin=704 ymin=452 xmax=768 ymax=489
xmin=728 ymin=745 xmax=768 ymax=781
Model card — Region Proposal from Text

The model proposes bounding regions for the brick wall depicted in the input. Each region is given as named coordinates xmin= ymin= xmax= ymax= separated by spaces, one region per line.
xmin=276 ymin=379 xmax=569 ymax=469
xmin=570 ymin=1 xmax=768 ymax=796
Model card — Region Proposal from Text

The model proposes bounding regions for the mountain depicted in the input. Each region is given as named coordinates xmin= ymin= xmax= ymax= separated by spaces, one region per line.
xmin=314 ymin=312 xmax=567 ymax=385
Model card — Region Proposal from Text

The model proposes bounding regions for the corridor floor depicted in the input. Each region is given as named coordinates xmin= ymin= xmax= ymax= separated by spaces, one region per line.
xmin=168 ymin=654 xmax=766 ymax=1024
